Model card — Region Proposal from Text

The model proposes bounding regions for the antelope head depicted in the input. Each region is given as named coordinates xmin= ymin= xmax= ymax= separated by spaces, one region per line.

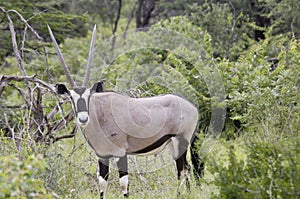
xmin=48 ymin=25 xmax=101 ymax=127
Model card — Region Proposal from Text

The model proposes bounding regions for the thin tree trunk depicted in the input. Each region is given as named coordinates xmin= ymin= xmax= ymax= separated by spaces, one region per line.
xmin=136 ymin=0 xmax=155 ymax=30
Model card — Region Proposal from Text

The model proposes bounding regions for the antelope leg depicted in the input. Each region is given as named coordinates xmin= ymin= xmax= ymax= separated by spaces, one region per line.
xmin=117 ymin=155 xmax=129 ymax=197
xmin=98 ymin=158 xmax=109 ymax=199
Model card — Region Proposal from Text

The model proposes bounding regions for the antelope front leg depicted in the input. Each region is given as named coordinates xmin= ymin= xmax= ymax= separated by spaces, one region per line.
xmin=117 ymin=155 xmax=129 ymax=197
xmin=98 ymin=158 xmax=109 ymax=199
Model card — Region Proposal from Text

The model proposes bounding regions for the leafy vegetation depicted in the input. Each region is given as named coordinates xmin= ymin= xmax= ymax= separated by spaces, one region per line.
xmin=0 ymin=153 xmax=54 ymax=198
xmin=208 ymin=138 xmax=300 ymax=198
xmin=0 ymin=0 xmax=299 ymax=198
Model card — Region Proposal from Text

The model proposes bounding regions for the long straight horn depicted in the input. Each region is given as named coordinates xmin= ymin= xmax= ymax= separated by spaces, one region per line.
xmin=47 ymin=25 xmax=76 ymax=88
xmin=82 ymin=24 xmax=97 ymax=87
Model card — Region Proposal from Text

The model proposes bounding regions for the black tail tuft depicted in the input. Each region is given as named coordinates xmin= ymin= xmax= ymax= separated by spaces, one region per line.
xmin=190 ymin=135 xmax=205 ymax=180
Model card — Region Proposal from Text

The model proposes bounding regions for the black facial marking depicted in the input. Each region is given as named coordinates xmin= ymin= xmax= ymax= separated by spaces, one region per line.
xmin=77 ymin=98 xmax=88 ymax=112
xmin=74 ymin=87 xmax=86 ymax=95
xmin=79 ymin=117 xmax=88 ymax=123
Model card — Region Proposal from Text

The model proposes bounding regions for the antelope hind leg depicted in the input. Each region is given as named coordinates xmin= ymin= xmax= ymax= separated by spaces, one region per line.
xmin=171 ymin=135 xmax=191 ymax=193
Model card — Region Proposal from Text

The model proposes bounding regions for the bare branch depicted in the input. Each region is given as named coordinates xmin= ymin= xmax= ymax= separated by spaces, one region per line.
xmin=104 ymin=0 xmax=114 ymax=32
xmin=6 ymin=11 xmax=26 ymax=76
xmin=4 ymin=113 xmax=15 ymax=138
xmin=46 ymin=104 xmax=60 ymax=121
xmin=112 ymin=0 xmax=122 ymax=35
xmin=3 ymin=113 xmax=20 ymax=151
xmin=0 ymin=7 xmax=5 ymax=13
xmin=7 ymin=9 xmax=43 ymax=40
xmin=7 ymin=83 xmax=29 ymax=106
xmin=0 ymin=8 xmax=77 ymax=146
xmin=52 ymin=126 xmax=77 ymax=143
xmin=21 ymin=25 xmax=28 ymax=58
xmin=0 ymin=75 xmax=56 ymax=94
xmin=123 ymin=1 xmax=138 ymax=40
xmin=110 ymin=0 xmax=123 ymax=52
xmin=125 ymin=1 xmax=138 ymax=33
xmin=46 ymin=111 xmax=74 ymax=136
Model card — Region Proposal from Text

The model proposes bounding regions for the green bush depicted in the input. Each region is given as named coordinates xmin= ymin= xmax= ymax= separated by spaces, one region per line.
xmin=0 ymin=154 xmax=54 ymax=198
xmin=207 ymin=138 xmax=300 ymax=198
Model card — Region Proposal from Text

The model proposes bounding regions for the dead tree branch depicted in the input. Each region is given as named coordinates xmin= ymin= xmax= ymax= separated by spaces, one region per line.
xmin=0 ymin=74 xmax=75 ymax=148
xmin=0 ymin=7 xmax=76 ymax=151
xmin=0 ymin=75 xmax=56 ymax=96
xmin=5 ymin=11 xmax=26 ymax=76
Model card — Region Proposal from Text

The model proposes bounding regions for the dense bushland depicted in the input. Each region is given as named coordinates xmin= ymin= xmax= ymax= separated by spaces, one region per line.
xmin=0 ymin=0 xmax=299 ymax=198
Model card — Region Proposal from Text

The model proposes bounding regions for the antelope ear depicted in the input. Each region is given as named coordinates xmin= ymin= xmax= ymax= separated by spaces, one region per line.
xmin=91 ymin=81 xmax=103 ymax=93
xmin=56 ymin=84 xmax=69 ymax=95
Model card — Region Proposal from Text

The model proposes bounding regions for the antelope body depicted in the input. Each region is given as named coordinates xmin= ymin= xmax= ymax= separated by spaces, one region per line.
xmin=49 ymin=25 xmax=202 ymax=198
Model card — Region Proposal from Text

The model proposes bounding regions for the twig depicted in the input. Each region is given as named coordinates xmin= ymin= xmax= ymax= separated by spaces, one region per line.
xmin=4 ymin=113 xmax=15 ymax=138
xmin=112 ymin=0 xmax=122 ymax=35
xmin=109 ymin=0 xmax=122 ymax=52
xmin=6 ymin=11 xmax=26 ymax=76
xmin=7 ymin=83 xmax=29 ymax=106
xmin=46 ymin=111 xmax=74 ymax=136
xmin=53 ymin=133 xmax=75 ymax=143
xmin=7 ymin=9 xmax=43 ymax=40
xmin=121 ymin=0 xmax=137 ymax=44
xmin=4 ymin=113 xmax=18 ymax=151
xmin=0 ymin=75 xmax=56 ymax=93
xmin=21 ymin=25 xmax=28 ymax=58
xmin=9 ymin=8 xmax=52 ymax=81
xmin=104 ymin=0 xmax=114 ymax=31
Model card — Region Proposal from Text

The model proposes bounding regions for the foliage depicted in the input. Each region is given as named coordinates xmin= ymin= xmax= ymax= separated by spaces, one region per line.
xmin=101 ymin=16 xmax=218 ymax=135
xmin=189 ymin=1 xmax=255 ymax=60
xmin=220 ymin=37 xmax=300 ymax=139
xmin=0 ymin=153 xmax=54 ymax=198
xmin=41 ymin=139 xmax=98 ymax=198
xmin=0 ymin=0 xmax=300 ymax=198
xmin=263 ymin=0 xmax=300 ymax=37
xmin=207 ymin=138 xmax=300 ymax=198
xmin=187 ymin=0 xmax=300 ymax=60
xmin=0 ymin=0 xmax=87 ymax=64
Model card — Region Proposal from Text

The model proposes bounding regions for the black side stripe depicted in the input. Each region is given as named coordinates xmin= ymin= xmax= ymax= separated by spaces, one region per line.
xmin=130 ymin=134 xmax=176 ymax=155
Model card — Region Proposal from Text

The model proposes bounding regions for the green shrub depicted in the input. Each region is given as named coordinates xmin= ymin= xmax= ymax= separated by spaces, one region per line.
xmin=0 ymin=154 xmax=55 ymax=198
xmin=207 ymin=138 xmax=300 ymax=198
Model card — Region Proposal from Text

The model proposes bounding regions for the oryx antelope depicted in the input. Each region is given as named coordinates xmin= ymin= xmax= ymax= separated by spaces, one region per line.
xmin=48 ymin=25 xmax=201 ymax=198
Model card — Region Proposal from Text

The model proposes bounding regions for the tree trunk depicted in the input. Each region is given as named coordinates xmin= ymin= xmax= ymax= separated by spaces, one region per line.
xmin=136 ymin=0 xmax=156 ymax=29
xmin=249 ymin=0 xmax=270 ymax=40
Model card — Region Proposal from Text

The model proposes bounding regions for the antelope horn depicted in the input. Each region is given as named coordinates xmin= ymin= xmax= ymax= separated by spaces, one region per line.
xmin=47 ymin=24 xmax=76 ymax=88
xmin=83 ymin=24 xmax=97 ymax=87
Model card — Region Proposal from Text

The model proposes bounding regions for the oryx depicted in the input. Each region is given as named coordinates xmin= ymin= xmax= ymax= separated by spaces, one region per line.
xmin=48 ymin=25 xmax=201 ymax=198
